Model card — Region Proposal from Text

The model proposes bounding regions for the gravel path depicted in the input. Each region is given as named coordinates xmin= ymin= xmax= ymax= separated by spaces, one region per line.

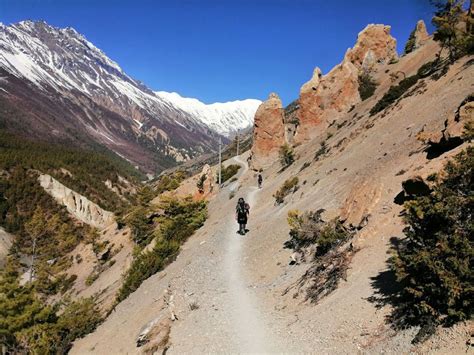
xmin=220 ymin=158 xmax=277 ymax=352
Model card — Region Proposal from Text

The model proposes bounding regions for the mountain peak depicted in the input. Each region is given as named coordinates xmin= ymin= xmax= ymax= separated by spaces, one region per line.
xmin=0 ymin=20 xmax=260 ymax=172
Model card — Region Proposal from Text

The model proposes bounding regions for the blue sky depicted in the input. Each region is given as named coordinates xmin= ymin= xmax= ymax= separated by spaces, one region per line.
xmin=0 ymin=0 xmax=435 ymax=105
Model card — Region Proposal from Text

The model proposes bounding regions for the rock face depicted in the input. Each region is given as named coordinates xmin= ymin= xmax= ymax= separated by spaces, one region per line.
xmin=295 ymin=24 xmax=397 ymax=143
xmin=38 ymin=174 xmax=115 ymax=229
xmin=413 ymin=20 xmax=430 ymax=50
xmin=344 ymin=25 xmax=397 ymax=70
xmin=416 ymin=97 xmax=472 ymax=157
xmin=251 ymin=93 xmax=286 ymax=169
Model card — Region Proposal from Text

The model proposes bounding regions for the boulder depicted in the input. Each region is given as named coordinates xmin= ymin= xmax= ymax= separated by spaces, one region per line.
xmin=251 ymin=93 xmax=286 ymax=169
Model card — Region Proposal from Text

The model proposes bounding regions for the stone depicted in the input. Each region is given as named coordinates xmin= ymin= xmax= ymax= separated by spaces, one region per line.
xmin=250 ymin=93 xmax=286 ymax=169
xmin=402 ymin=176 xmax=431 ymax=197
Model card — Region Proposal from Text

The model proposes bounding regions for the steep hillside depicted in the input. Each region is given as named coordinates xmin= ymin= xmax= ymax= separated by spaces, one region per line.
xmin=71 ymin=21 xmax=473 ymax=354
xmin=0 ymin=20 xmax=260 ymax=173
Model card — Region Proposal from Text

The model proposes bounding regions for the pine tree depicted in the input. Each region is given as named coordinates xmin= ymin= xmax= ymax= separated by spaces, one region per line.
xmin=0 ymin=260 xmax=57 ymax=351
xmin=391 ymin=147 xmax=473 ymax=335
xmin=432 ymin=0 xmax=474 ymax=60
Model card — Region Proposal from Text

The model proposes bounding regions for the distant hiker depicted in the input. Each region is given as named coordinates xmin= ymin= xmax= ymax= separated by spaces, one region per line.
xmin=257 ymin=173 xmax=263 ymax=189
xmin=236 ymin=197 xmax=250 ymax=235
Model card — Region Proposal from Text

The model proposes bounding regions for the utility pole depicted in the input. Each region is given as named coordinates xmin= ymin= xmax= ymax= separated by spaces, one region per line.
xmin=236 ymin=129 xmax=240 ymax=156
xmin=218 ymin=137 xmax=222 ymax=187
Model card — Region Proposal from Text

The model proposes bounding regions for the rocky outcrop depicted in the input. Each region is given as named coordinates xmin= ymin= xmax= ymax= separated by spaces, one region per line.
xmin=417 ymin=97 xmax=472 ymax=158
xmin=295 ymin=24 xmax=397 ymax=143
xmin=194 ymin=164 xmax=214 ymax=199
xmin=344 ymin=25 xmax=397 ymax=70
xmin=413 ymin=20 xmax=429 ymax=50
xmin=38 ymin=174 xmax=115 ymax=229
xmin=251 ymin=93 xmax=286 ymax=169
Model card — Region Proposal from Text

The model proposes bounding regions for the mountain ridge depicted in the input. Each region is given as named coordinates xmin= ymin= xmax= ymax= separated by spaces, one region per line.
xmin=0 ymin=20 xmax=261 ymax=173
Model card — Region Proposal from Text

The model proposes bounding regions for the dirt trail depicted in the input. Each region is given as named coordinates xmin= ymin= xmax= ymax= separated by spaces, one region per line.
xmin=72 ymin=154 xmax=288 ymax=353
xmin=221 ymin=157 xmax=277 ymax=352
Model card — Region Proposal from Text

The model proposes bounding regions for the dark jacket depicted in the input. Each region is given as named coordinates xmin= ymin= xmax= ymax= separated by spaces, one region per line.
xmin=236 ymin=202 xmax=249 ymax=223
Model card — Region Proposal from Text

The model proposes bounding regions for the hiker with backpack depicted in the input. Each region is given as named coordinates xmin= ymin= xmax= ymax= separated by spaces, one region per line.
xmin=257 ymin=173 xmax=263 ymax=189
xmin=236 ymin=197 xmax=250 ymax=235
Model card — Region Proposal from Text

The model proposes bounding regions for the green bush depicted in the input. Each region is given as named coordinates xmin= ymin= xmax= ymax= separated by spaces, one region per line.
xmin=370 ymin=60 xmax=442 ymax=116
xmin=432 ymin=0 xmax=474 ymax=61
xmin=284 ymin=210 xmax=355 ymax=303
xmin=217 ymin=164 xmax=240 ymax=184
xmin=55 ymin=297 xmax=102 ymax=352
xmin=196 ymin=174 xmax=207 ymax=193
xmin=279 ymin=144 xmax=295 ymax=168
xmin=287 ymin=210 xmax=353 ymax=256
xmin=125 ymin=206 xmax=154 ymax=246
xmin=370 ymin=74 xmax=419 ymax=115
xmin=154 ymin=171 xmax=187 ymax=195
xmin=404 ymin=26 xmax=417 ymax=54
xmin=314 ymin=141 xmax=327 ymax=161
xmin=0 ymin=261 xmax=101 ymax=353
xmin=274 ymin=177 xmax=299 ymax=205
xmin=390 ymin=147 xmax=473 ymax=334
xmin=358 ymin=73 xmax=378 ymax=101
xmin=116 ymin=196 xmax=207 ymax=303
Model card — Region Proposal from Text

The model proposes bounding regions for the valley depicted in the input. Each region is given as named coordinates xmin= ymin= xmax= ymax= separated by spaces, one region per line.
xmin=0 ymin=3 xmax=473 ymax=354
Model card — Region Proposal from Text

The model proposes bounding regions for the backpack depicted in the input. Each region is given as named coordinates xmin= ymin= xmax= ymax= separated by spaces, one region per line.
xmin=236 ymin=202 xmax=249 ymax=216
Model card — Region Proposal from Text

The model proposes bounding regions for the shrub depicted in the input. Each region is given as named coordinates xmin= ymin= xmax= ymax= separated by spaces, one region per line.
xmin=196 ymin=174 xmax=206 ymax=193
xmin=55 ymin=298 xmax=102 ymax=352
xmin=117 ymin=196 xmax=207 ymax=303
xmin=274 ymin=177 xmax=299 ymax=205
xmin=284 ymin=210 xmax=356 ymax=303
xmin=217 ymin=164 xmax=240 ymax=184
xmin=279 ymin=144 xmax=295 ymax=168
xmin=358 ymin=73 xmax=378 ymax=101
xmin=0 ymin=261 xmax=101 ymax=353
xmin=370 ymin=60 xmax=442 ymax=116
xmin=404 ymin=26 xmax=417 ymax=54
xmin=300 ymin=162 xmax=311 ymax=172
xmin=370 ymin=74 xmax=419 ymax=115
xmin=153 ymin=171 xmax=187 ymax=195
xmin=432 ymin=0 xmax=474 ymax=61
xmin=314 ymin=141 xmax=327 ymax=161
xmin=125 ymin=206 xmax=154 ymax=246
xmin=390 ymin=147 xmax=473 ymax=336
xmin=287 ymin=210 xmax=353 ymax=256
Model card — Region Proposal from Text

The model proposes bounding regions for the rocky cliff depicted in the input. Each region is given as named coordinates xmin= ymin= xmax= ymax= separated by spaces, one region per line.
xmin=251 ymin=24 xmax=400 ymax=163
xmin=296 ymin=24 xmax=397 ymax=143
xmin=250 ymin=93 xmax=286 ymax=169
xmin=38 ymin=174 xmax=115 ymax=229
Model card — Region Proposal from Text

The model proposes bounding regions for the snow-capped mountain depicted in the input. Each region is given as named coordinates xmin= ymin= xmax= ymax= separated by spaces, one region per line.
xmin=0 ymin=20 xmax=260 ymax=172
xmin=156 ymin=91 xmax=260 ymax=137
